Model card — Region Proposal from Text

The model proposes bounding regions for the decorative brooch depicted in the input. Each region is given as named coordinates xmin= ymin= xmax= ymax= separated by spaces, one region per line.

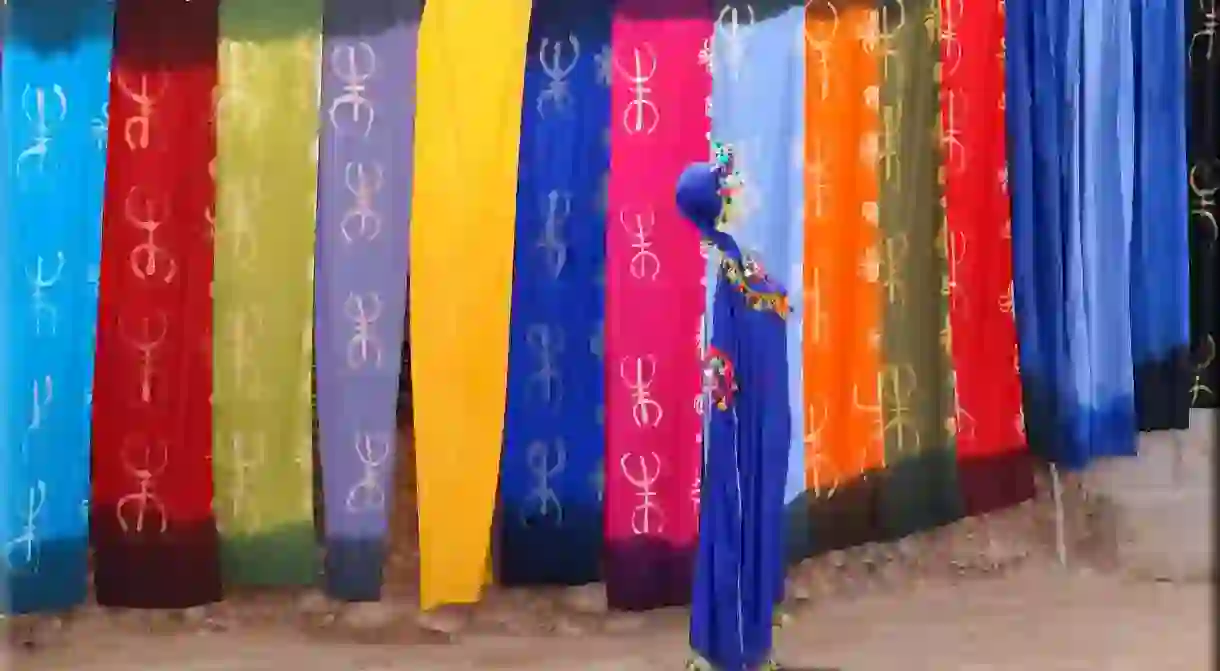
xmin=703 ymin=346 xmax=737 ymax=411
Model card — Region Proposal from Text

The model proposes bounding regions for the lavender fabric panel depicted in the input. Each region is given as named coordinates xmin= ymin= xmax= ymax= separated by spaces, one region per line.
xmin=315 ymin=0 xmax=419 ymax=602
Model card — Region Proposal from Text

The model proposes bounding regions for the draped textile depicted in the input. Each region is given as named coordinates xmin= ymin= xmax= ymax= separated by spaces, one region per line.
xmin=1078 ymin=0 xmax=1138 ymax=460
xmin=939 ymin=0 xmax=1033 ymax=514
xmin=604 ymin=0 xmax=710 ymax=611
xmin=1189 ymin=0 xmax=1220 ymax=408
xmin=801 ymin=3 xmax=885 ymax=551
xmin=689 ymin=256 xmax=790 ymax=671
xmin=410 ymin=0 xmax=532 ymax=610
xmin=0 ymin=0 xmax=112 ymax=615
xmin=874 ymin=0 xmax=962 ymax=539
xmin=214 ymin=1 xmax=323 ymax=585
xmin=709 ymin=0 xmax=806 ymax=560
xmin=315 ymin=0 xmax=418 ymax=602
xmin=1129 ymin=0 xmax=1191 ymax=431
xmin=1007 ymin=0 xmax=1137 ymax=470
xmin=497 ymin=0 xmax=610 ymax=587
xmin=90 ymin=0 xmax=221 ymax=609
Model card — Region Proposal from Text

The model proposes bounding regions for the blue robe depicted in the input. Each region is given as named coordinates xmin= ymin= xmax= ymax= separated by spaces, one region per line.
xmin=689 ymin=240 xmax=790 ymax=671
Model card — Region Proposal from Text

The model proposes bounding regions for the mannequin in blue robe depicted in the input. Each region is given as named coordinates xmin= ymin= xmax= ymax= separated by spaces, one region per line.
xmin=676 ymin=147 xmax=791 ymax=671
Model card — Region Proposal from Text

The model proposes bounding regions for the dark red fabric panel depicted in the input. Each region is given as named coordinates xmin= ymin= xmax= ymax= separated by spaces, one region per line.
xmin=91 ymin=0 xmax=221 ymax=608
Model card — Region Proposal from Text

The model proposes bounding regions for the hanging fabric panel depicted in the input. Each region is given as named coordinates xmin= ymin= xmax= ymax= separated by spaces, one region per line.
xmin=498 ymin=0 xmax=610 ymax=587
xmin=1189 ymin=0 xmax=1220 ymax=409
xmin=1076 ymin=0 xmax=1137 ymax=464
xmin=1009 ymin=0 xmax=1137 ymax=470
xmin=0 ymin=0 xmax=113 ymax=615
xmin=709 ymin=0 xmax=806 ymax=560
xmin=604 ymin=0 xmax=710 ymax=611
xmin=90 ymin=0 xmax=222 ymax=608
xmin=873 ymin=0 xmax=962 ymax=538
xmin=214 ymin=0 xmax=323 ymax=585
xmin=410 ymin=0 xmax=532 ymax=610
xmin=315 ymin=0 xmax=419 ymax=603
xmin=1130 ymin=0 xmax=1190 ymax=431
xmin=939 ymin=0 xmax=1034 ymax=514
xmin=801 ymin=3 xmax=885 ymax=551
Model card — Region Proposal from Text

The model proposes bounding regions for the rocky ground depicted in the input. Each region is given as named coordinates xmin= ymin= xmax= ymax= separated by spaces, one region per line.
xmin=1 ymin=423 xmax=1210 ymax=669
xmin=3 ymin=564 xmax=1209 ymax=671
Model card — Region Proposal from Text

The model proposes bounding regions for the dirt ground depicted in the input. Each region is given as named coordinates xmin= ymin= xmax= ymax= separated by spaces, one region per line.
xmin=7 ymin=567 xmax=1210 ymax=671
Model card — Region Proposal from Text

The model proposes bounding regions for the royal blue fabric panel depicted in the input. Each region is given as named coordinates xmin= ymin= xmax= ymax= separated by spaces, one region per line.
xmin=1 ymin=0 xmax=113 ymax=615
xmin=1129 ymin=0 xmax=1191 ymax=430
xmin=709 ymin=1 xmax=804 ymax=525
xmin=1009 ymin=0 xmax=1136 ymax=470
xmin=497 ymin=0 xmax=610 ymax=586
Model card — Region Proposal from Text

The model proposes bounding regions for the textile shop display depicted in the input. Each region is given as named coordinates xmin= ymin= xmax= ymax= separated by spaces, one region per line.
xmin=1008 ymin=0 xmax=1190 ymax=469
xmin=939 ymin=0 xmax=1034 ymax=516
xmin=497 ymin=0 xmax=610 ymax=587
xmin=1 ymin=0 xmax=1210 ymax=614
xmin=90 ymin=0 xmax=221 ymax=609
xmin=213 ymin=0 xmax=323 ymax=585
xmin=678 ymin=149 xmax=791 ymax=671
xmin=1130 ymin=0 xmax=1190 ymax=431
xmin=1189 ymin=0 xmax=1220 ymax=408
xmin=708 ymin=0 xmax=807 ymax=560
xmin=801 ymin=2 xmax=886 ymax=550
xmin=873 ymin=0 xmax=962 ymax=538
xmin=0 ymin=0 xmax=113 ymax=615
xmin=409 ymin=0 xmax=533 ymax=610
xmin=314 ymin=0 xmax=419 ymax=603
xmin=603 ymin=0 xmax=709 ymax=611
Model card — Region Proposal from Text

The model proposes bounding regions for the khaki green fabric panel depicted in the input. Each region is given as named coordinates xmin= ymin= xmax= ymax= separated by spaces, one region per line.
xmin=875 ymin=0 xmax=963 ymax=538
xmin=213 ymin=1 xmax=323 ymax=586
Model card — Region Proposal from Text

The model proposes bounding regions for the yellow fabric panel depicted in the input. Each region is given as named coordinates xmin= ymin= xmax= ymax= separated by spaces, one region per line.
xmin=409 ymin=0 xmax=532 ymax=610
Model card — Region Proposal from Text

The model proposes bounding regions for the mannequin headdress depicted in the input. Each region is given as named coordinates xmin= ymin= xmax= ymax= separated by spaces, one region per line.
xmin=675 ymin=143 xmax=789 ymax=317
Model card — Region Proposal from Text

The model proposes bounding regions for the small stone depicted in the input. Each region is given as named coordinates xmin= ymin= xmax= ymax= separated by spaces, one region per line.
xmin=415 ymin=606 xmax=468 ymax=636
xmin=339 ymin=602 xmax=399 ymax=631
xmin=296 ymin=590 xmax=333 ymax=617
xmin=553 ymin=615 xmax=588 ymax=636
xmin=601 ymin=613 xmax=648 ymax=635
xmin=560 ymin=583 xmax=607 ymax=614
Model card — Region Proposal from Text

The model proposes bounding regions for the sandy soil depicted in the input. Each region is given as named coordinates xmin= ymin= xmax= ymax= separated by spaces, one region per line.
xmin=7 ymin=567 xmax=1210 ymax=671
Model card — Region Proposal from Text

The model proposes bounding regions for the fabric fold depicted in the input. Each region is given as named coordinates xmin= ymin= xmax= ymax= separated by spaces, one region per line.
xmin=91 ymin=0 xmax=222 ymax=609
xmin=315 ymin=0 xmax=419 ymax=602
xmin=940 ymin=0 xmax=1034 ymax=514
xmin=410 ymin=0 xmax=533 ymax=610
xmin=603 ymin=0 xmax=711 ymax=611
xmin=497 ymin=0 xmax=610 ymax=587
xmin=214 ymin=0 xmax=323 ymax=585
xmin=1 ymin=0 xmax=114 ymax=615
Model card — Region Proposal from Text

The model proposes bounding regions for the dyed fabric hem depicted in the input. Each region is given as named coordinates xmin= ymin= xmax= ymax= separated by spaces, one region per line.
xmin=92 ymin=512 xmax=222 ymax=608
xmin=956 ymin=450 xmax=1037 ymax=517
xmin=876 ymin=448 xmax=963 ymax=542
xmin=1134 ymin=346 xmax=1192 ymax=431
xmin=804 ymin=475 xmax=883 ymax=554
xmin=324 ymin=538 xmax=387 ymax=602
xmin=603 ymin=540 xmax=693 ymax=611
xmin=1021 ymin=378 xmax=1138 ymax=471
xmin=498 ymin=505 xmax=601 ymax=586
xmin=2 ymin=538 xmax=88 ymax=615
xmin=219 ymin=523 xmax=319 ymax=587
